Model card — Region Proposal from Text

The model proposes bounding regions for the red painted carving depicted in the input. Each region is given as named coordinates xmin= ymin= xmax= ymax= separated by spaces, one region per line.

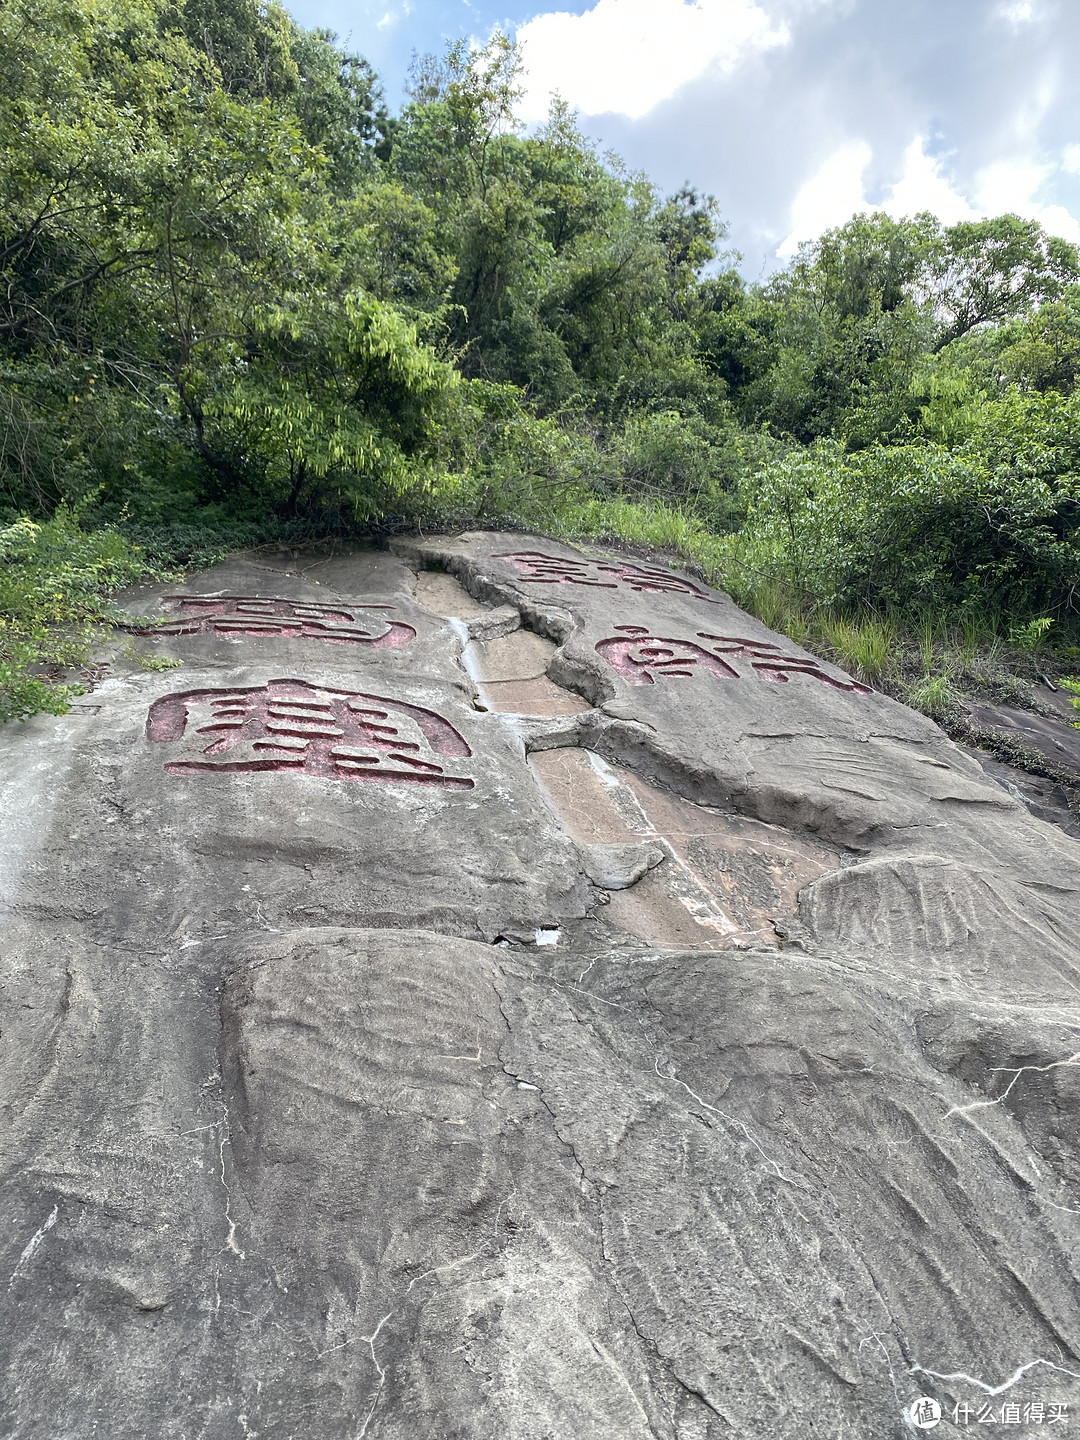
xmin=696 ymin=632 xmax=871 ymax=691
xmin=496 ymin=551 xmax=717 ymax=600
xmin=596 ymin=635 xmax=738 ymax=684
xmin=131 ymin=596 xmax=415 ymax=648
xmin=146 ymin=679 xmax=473 ymax=786
xmin=595 ymin=625 xmax=871 ymax=693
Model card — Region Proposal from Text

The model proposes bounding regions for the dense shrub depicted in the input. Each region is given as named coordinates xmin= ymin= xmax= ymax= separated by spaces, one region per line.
xmin=0 ymin=511 xmax=145 ymax=720
xmin=730 ymin=390 xmax=1080 ymax=621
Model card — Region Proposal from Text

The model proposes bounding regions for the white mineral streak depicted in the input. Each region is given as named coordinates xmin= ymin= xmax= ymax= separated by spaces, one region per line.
xmin=8 ymin=1205 xmax=57 ymax=1285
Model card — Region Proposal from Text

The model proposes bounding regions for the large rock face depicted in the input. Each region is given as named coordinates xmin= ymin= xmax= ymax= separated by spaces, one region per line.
xmin=3 ymin=532 xmax=1080 ymax=1438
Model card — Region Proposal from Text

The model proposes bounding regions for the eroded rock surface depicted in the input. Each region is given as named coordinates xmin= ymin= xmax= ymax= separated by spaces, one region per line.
xmin=2 ymin=534 xmax=1080 ymax=1438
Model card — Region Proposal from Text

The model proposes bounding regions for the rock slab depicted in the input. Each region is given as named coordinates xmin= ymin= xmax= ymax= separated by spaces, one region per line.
xmin=2 ymin=534 xmax=1080 ymax=1438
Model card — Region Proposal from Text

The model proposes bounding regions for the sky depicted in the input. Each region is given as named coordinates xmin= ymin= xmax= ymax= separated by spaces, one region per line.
xmin=281 ymin=0 xmax=1080 ymax=277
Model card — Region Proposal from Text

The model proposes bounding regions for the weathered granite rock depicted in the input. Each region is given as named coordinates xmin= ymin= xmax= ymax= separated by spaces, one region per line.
xmin=970 ymin=698 xmax=1080 ymax=774
xmin=579 ymin=839 xmax=665 ymax=890
xmin=2 ymin=535 xmax=1080 ymax=1438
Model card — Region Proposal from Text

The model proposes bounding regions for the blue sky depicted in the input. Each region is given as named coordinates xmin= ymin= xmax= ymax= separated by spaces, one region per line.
xmin=281 ymin=0 xmax=1080 ymax=276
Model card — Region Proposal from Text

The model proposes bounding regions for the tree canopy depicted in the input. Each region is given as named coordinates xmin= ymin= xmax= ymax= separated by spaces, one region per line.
xmin=4 ymin=0 xmax=1080 ymax=718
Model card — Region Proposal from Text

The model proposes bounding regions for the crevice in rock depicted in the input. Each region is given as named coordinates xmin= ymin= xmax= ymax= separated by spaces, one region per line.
xmin=493 ymin=988 xmax=591 ymax=1192
xmin=595 ymin=1185 xmax=720 ymax=1435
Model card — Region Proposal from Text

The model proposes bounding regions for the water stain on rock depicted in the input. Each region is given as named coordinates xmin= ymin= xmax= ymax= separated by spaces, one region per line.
xmin=529 ymin=747 xmax=839 ymax=947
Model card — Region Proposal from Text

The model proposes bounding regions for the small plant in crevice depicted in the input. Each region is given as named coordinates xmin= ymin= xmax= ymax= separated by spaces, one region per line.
xmin=121 ymin=640 xmax=183 ymax=673
xmin=908 ymin=670 xmax=958 ymax=721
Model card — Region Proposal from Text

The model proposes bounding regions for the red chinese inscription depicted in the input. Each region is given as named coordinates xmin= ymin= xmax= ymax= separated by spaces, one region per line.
xmin=496 ymin=551 xmax=717 ymax=601
xmin=597 ymin=625 xmax=870 ymax=693
xmin=131 ymin=596 xmax=416 ymax=648
xmin=146 ymin=679 xmax=473 ymax=787
xmin=596 ymin=633 xmax=737 ymax=684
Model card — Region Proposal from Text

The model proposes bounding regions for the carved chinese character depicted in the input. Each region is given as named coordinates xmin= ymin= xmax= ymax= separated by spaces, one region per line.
xmin=146 ymin=679 xmax=473 ymax=787
xmin=595 ymin=630 xmax=738 ymax=685
xmin=130 ymin=596 xmax=416 ymax=648
xmin=594 ymin=625 xmax=870 ymax=693
xmin=496 ymin=551 xmax=717 ymax=600
xmin=696 ymin=631 xmax=871 ymax=692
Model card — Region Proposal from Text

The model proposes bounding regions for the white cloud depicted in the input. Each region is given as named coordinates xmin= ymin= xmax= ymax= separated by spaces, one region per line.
xmin=996 ymin=0 xmax=1037 ymax=25
xmin=1062 ymin=144 xmax=1080 ymax=175
xmin=1032 ymin=203 xmax=1080 ymax=242
xmin=515 ymin=0 xmax=789 ymax=123
xmin=882 ymin=137 xmax=978 ymax=225
xmin=975 ymin=156 xmax=1051 ymax=212
xmin=775 ymin=140 xmax=872 ymax=257
xmin=975 ymin=157 xmax=1080 ymax=241
xmin=375 ymin=0 xmax=411 ymax=28
xmin=776 ymin=135 xmax=1080 ymax=258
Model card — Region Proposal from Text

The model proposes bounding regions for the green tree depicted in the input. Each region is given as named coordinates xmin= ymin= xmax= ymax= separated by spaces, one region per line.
xmin=0 ymin=0 xmax=458 ymax=525
xmin=933 ymin=214 xmax=1080 ymax=349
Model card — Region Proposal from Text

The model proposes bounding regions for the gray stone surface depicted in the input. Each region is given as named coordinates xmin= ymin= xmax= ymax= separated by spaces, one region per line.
xmin=970 ymin=699 xmax=1080 ymax=772
xmin=3 ymin=535 xmax=1080 ymax=1438
xmin=963 ymin=744 xmax=1080 ymax=840
xmin=579 ymin=840 xmax=665 ymax=890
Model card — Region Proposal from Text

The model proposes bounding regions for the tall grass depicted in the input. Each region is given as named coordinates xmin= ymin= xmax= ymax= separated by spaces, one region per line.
xmin=817 ymin=613 xmax=896 ymax=685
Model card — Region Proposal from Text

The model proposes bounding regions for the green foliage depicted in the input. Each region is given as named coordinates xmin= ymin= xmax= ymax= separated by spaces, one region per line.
xmin=992 ymin=293 xmax=1080 ymax=394
xmin=727 ymin=403 xmax=1080 ymax=621
xmin=0 ymin=509 xmax=145 ymax=720
xmin=934 ymin=215 xmax=1080 ymax=349
xmin=711 ymin=214 xmax=940 ymax=443
xmin=817 ymin=613 xmax=895 ymax=685
xmin=117 ymin=515 xmax=344 ymax=570
xmin=1061 ymin=677 xmax=1080 ymax=727
xmin=708 ymin=211 xmax=1080 ymax=448
xmin=123 ymin=643 xmax=183 ymax=671
xmin=908 ymin=670 xmax=957 ymax=721
xmin=4 ymin=11 xmax=1080 ymax=723
xmin=1009 ymin=616 xmax=1054 ymax=652
xmin=0 ymin=0 xmax=448 ymax=530
xmin=603 ymin=410 xmax=746 ymax=529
